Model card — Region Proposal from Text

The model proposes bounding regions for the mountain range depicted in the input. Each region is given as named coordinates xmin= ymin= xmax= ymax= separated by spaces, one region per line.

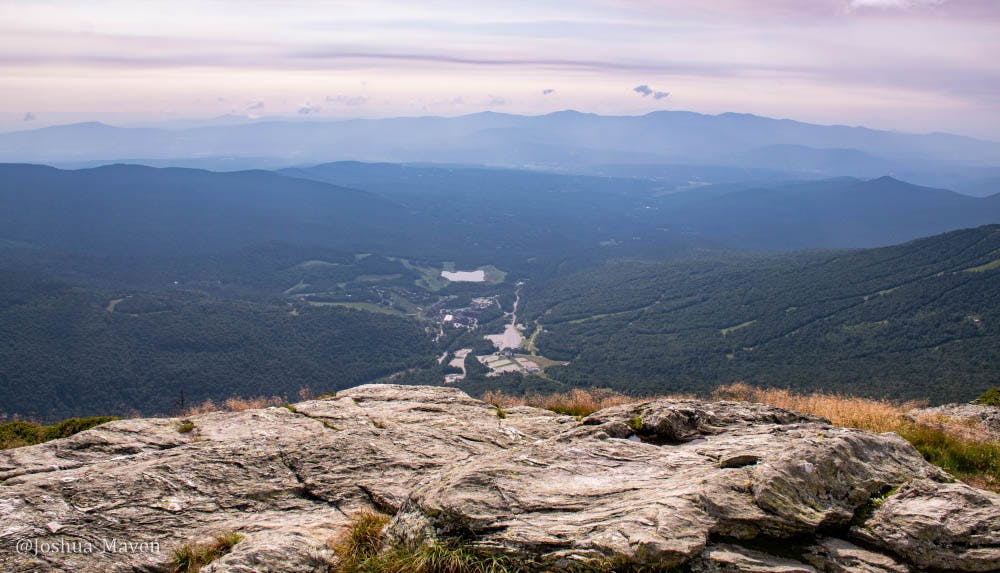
xmin=3 ymin=111 xmax=999 ymax=192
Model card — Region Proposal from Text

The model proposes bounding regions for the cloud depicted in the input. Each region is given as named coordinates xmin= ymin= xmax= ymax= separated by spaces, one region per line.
xmin=542 ymin=88 xmax=556 ymax=95
xmin=23 ymin=112 xmax=36 ymax=122
xmin=245 ymin=100 xmax=264 ymax=111
xmin=633 ymin=84 xmax=670 ymax=100
xmin=326 ymin=95 xmax=368 ymax=106
xmin=487 ymin=95 xmax=508 ymax=106
xmin=848 ymin=0 xmax=946 ymax=8
xmin=297 ymin=102 xmax=322 ymax=115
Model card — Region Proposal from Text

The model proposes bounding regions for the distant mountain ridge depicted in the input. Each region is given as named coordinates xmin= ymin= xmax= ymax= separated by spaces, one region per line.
xmin=1 ymin=163 xmax=997 ymax=267
xmin=658 ymin=175 xmax=1000 ymax=249
xmin=2 ymin=111 xmax=998 ymax=188
xmin=0 ymin=163 xmax=409 ymax=257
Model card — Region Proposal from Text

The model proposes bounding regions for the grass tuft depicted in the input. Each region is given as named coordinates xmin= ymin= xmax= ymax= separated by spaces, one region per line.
xmin=1 ymin=416 xmax=119 ymax=450
xmin=897 ymin=423 xmax=1000 ymax=490
xmin=329 ymin=511 xmax=526 ymax=573
xmin=177 ymin=420 xmax=195 ymax=434
xmin=482 ymin=388 xmax=645 ymax=419
xmin=714 ymin=382 xmax=1000 ymax=491
xmin=182 ymin=395 xmax=285 ymax=416
xmin=171 ymin=531 xmax=243 ymax=573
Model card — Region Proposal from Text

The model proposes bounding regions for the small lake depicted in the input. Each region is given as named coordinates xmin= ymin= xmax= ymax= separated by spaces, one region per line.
xmin=441 ymin=270 xmax=486 ymax=282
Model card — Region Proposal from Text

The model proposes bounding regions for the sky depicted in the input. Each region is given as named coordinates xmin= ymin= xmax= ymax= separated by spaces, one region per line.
xmin=1 ymin=0 xmax=998 ymax=138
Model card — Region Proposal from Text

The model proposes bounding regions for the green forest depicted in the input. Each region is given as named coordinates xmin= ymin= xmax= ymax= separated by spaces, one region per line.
xmin=1 ymin=163 xmax=999 ymax=420
xmin=515 ymin=225 xmax=1000 ymax=403
xmin=0 ymin=271 xmax=438 ymax=420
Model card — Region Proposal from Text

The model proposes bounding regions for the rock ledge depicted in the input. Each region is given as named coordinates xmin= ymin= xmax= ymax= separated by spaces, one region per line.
xmin=1 ymin=385 xmax=997 ymax=572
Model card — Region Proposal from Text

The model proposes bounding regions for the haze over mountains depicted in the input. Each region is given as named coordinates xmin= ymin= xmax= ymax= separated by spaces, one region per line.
xmin=3 ymin=110 xmax=1000 ymax=194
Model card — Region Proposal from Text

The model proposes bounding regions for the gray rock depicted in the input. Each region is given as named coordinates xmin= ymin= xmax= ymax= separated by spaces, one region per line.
xmin=0 ymin=385 xmax=996 ymax=572
xmin=854 ymin=478 xmax=1000 ymax=571
xmin=693 ymin=544 xmax=817 ymax=572
xmin=906 ymin=403 xmax=1000 ymax=441
xmin=803 ymin=538 xmax=911 ymax=573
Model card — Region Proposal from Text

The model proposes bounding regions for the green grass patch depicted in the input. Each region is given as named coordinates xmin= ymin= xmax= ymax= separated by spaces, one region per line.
xmin=721 ymin=320 xmax=756 ymax=336
xmin=1 ymin=416 xmax=119 ymax=449
xmin=177 ymin=420 xmax=196 ymax=434
xmin=479 ymin=265 xmax=507 ymax=284
xmin=305 ymin=301 xmax=407 ymax=316
xmin=964 ymin=258 xmax=1000 ymax=273
xmin=171 ymin=531 xmax=243 ymax=573
xmin=627 ymin=416 xmax=644 ymax=431
xmin=898 ymin=423 xmax=1000 ymax=486
xmin=513 ymin=354 xmax=568 ymax=371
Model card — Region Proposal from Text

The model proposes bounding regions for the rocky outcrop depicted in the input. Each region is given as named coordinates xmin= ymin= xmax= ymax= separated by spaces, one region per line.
xmin=906 ymin=403 xmax=1000 ymax=442
xmin=0 ymin=385 xmax=997 ymax=572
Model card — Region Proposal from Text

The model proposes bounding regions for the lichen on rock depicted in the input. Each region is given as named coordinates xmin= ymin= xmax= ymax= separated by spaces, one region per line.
xmin=0 ymin=385 xmax=997 ymax=572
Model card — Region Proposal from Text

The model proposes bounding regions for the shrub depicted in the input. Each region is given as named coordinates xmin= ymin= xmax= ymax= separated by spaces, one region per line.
xmin=171 ymin=531 xmax=243 ymax=573
xmin=975 ymin=387 xmax=1000 ymax=407
xmin=41 ymin=416 xmax=118 ymax=441
xmin=0 ymin=420 xmax=45 ymax=449
xmin=1 ymin=416 xmax=118 ymax=450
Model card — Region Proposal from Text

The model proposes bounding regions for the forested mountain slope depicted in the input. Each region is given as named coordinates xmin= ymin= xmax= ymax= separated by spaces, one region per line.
xmin=0 ymin=270 xmax=437 ymax=421
xmin=0 ymin=163 xmax=412 ymax=257
xmin=521 ymin=225 xmax=1000 ymax=403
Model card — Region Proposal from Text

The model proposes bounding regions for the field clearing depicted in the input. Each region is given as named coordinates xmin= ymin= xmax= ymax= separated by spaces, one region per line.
xmin=514 ymin=353 xmax=567 ymax=370
xmin=296 ymin=260 xmax=340 ymax=268
xmin=965 ymin=258 xmax=1000 ymax=273
xmin=355 ymin=274 xmax=403 ymax=282
xmin=721 ymin=320 xmax=756 ymax=335
xmin=388 ymin=257 xmax=450 ymax=291
xmin=303 ymin=301 xmax=406 ymax=316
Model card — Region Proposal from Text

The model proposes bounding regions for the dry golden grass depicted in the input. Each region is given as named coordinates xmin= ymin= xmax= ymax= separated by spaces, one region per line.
xmin=481 ymin=382 xmax=999 ymax=492
xmin=711 ymin=382 xmax=920 ymax=434
xmin=481 ymin=387 xmax=647 ymax=418
xmin=712 ymin=382 xmax=999 ymax=491
xmin=182 ymin=395 xmax=284 ymax=416
xmin=170 ymin=531 xmax=243 ymax=573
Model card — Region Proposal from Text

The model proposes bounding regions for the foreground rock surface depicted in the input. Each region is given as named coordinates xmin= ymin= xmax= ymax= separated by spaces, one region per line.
xmin=0 ymin=385 xmax=997 ymax=572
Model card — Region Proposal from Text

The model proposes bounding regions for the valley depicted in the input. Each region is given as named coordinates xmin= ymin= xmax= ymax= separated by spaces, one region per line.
xmin=0 ymin=162 xmax=997 ymax=420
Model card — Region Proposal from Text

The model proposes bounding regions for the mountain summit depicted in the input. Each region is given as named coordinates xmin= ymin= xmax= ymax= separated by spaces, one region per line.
xmin=1 ymin=385 xmax=997 ymax=572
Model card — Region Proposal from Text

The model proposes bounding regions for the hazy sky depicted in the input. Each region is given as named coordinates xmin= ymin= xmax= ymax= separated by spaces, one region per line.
xmin=1 ymin=0 xmax=998 ymax=138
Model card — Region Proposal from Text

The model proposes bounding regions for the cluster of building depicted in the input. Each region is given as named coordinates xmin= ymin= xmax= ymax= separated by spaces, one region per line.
xmin=428 ymin=296 xmax=499 ymax=331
